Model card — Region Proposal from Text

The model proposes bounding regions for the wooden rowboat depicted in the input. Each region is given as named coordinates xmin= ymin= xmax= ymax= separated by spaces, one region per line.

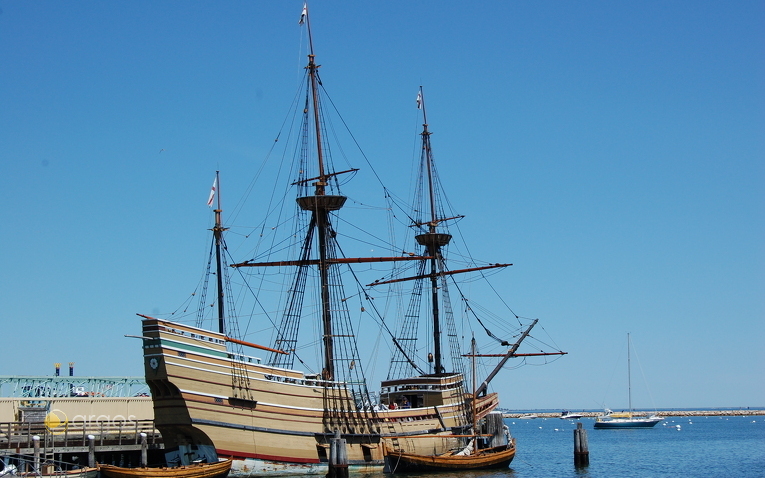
xmin=383 ymin=441 xmax=516 ymax=473
xmin=99 ymin=459 xmax=231 ymax=478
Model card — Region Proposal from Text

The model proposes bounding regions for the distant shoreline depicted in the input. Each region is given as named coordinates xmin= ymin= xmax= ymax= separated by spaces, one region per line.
xmin=503 ymin=409 xmax=765 ymax=418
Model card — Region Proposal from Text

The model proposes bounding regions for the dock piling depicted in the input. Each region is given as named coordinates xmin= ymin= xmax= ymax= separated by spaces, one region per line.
xmin=574 ymin=422 xmax=589 ymax=467
xmin=32 ymin=435 xmax=40 ymax=474
xmin=327 ymin=429 xmax=348 ymax=478
xmin=88 ymin=434 xmax=96 ymax=468
xmin=140 ymin=432 xmax=148 ymax=467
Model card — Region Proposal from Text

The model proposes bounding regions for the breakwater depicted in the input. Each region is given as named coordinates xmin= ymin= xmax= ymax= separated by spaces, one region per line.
xmin=503 ymin=409 xmax=765 ymax=418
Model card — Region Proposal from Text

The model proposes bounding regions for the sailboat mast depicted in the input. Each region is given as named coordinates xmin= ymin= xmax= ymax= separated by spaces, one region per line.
xmin=213 ymin=171 xmax=226 ymax=335
xmin=627 ymin=333 xmax=632 ymax=415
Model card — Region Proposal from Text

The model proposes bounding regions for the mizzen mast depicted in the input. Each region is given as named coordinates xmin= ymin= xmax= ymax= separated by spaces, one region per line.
xmin=212 ymin=170 xmax=226 ymax=335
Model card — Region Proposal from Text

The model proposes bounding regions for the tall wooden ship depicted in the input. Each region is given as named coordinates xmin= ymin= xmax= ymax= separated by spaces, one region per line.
xmin=138 ymin=5 xmax=563 ymax=476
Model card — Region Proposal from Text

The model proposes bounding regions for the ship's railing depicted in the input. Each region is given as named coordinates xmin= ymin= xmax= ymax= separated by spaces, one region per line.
xmin=0 ymin=419 xmax=161 ymax=452
xmin=352 ymin=390 xmax=381 ymax=411
xmin=262 ymin=373 xmax=349 ymax=389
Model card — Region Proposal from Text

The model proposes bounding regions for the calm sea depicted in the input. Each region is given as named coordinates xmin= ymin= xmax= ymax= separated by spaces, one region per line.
xmin=361 ymin=415 xmax=765 ymax=478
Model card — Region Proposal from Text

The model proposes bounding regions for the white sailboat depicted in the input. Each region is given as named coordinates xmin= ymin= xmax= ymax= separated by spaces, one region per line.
xmin=594 ymin=334 xmax=662 ymax=429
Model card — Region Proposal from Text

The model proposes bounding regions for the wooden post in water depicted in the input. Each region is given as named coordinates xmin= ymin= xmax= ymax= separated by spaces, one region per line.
xmin=574 ymin=422 xmax=589 ymax=466
xmin=485 ymin=412 xmax=507 ymax=447
xmin=32 ymin=435 xmax=40 ymax=474
xmin=88 ymin=434 xmax=96 ymax=468
xmin=140 ymin=432 xmax=148 ymax=467
xmin=327 ymin=429 xmax=348 ymax=478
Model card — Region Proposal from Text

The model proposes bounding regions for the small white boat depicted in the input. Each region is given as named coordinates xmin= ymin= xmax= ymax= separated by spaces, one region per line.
xmin=519 ymin=414 xmax=538 ymax=419
xmin=559 ymin=410 xmax=584 ymax=420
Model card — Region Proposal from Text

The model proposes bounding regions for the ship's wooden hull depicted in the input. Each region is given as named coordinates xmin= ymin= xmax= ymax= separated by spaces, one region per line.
xmin=141 ymin=318 xmax=500 ymax=476
xmin=100 ymin=459 xmax=231 ymax=478
xmin=383 ymin=443 xmax=515 ymax=473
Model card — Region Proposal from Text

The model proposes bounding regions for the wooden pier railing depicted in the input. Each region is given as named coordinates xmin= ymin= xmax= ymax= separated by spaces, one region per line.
xmin=0 ymin=419 xmax=162 ymax=455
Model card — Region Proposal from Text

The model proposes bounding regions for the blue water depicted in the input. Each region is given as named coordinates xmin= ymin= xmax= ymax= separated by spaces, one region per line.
xmin=362 ymin=415 xmax=765 ymax=477
xmin=506 ymin=415 xmax=764 ymax=477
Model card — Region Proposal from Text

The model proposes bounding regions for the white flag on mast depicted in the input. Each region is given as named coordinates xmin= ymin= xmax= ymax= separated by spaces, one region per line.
xmin=207 ymin=177 xmax=217 ymax=207
xmin=299 ymin=3 xmax=307 ymax=25
xmin=416 ymin=90 xmax=422 ymax=109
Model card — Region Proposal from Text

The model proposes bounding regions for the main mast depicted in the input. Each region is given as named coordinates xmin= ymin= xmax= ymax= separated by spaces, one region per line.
xmin=233 ymin=11 xmax=433 ymax=386
xmin=295 ymin=6 xmax=345 ymax=381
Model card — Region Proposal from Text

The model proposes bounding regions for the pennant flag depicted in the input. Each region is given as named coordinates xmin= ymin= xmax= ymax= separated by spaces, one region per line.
xmin=299 ymin=3 xmax=307 ymax=25
xmin=207 ymin=177 xmax=217 ymax=207
xmin=416 ymin=90 xmax=422 ymax=109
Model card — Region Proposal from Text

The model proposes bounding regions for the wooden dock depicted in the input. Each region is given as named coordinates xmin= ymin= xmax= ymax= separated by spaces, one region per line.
xmin=0 ymin=419 xmax=162 ymax=456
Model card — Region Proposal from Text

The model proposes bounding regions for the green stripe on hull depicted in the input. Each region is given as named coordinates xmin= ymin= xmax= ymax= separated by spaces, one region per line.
xmin=156 ymin=339 xmax=229 ymax=358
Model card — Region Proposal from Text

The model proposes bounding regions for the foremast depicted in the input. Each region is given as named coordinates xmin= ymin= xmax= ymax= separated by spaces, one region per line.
xmin=383 ymin=88 xmax=510 ymax=380
xmin=415 ymin=92 xmax=451 ymax=375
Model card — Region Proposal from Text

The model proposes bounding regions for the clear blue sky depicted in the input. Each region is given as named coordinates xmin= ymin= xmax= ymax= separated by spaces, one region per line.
xmin=1 ymin=1 xmax=762 ymax=410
